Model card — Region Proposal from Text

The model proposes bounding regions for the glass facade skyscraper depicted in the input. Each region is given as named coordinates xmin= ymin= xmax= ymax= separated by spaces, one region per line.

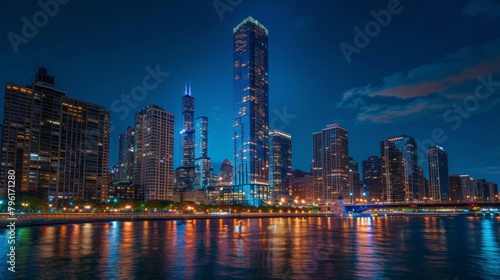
xmin=428 ymin=146 xmax=449 ymax=202
xmin=362 ymin=156 xmax=382 ymax=202
xmin=269 ymin=130 xmax=292 ymax=202
xmin=194 ymin=116 xmax=211 ymax=190
xmin=180 ymin=82 xmax=195 ymax=167
xmin=118 ymin=126 xmax=135 ymax=182
xmin=176 ymin=82 xmax=196 ymax=190
xmin=312 ymin=124 xmax=350 ymax=204
xmin=232 ymin=16 xmax=269 ymax=206
xmin=0 ymin=67 xmax=110 ymax=203
xmin=380 ymin=135 xmax=419 ymax=202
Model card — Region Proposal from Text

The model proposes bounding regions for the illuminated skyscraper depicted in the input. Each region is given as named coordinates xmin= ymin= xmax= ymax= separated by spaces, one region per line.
xmin=194 ymin=116 xmax=211 ymax=190
xmin=118 ymin=126 xmax=135 ymax=182
xmin=427 ymin=146 xmax=449 ymax=202
xmin=134 ymin=105 xmax=175 ymax=201
xmin=232 ymin=16 xmax=269 ymax=206
xmin=380 ymin=135 xmax=419 ymax=202
xmin=362 ymin=156 xmax=382 ymax=202
xmin=0 ymin=67 xmax=110 ymax=203
xmin=312 ymin=124 xmax=349 ymax=204
xmin=180 ymin=82 xmax=195 ymax=167
xmin=269 ymin=130 xmax=292 ymax=201
xmin=176 ymin=83 xmax=195 ymax=189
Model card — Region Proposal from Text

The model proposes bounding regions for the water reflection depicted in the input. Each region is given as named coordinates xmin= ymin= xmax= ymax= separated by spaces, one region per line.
xmin=1 ymin=216 xmax=500 ymax=279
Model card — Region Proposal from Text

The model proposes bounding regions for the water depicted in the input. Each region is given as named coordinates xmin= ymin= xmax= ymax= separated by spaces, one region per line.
xmin=1 ymin=215 xmax=500 ymax=279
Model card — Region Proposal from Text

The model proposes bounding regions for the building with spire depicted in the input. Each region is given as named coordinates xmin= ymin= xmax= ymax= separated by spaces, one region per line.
xmin=176 ymin=82 xmax=196 ymax=190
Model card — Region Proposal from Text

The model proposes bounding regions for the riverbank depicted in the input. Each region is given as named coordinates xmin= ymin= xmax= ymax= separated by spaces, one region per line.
xmin=0 ymin=212 xmax=337 ymax=227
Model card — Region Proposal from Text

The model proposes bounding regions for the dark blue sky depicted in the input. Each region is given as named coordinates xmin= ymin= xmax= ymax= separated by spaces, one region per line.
xmin=1 ymin=0 xmax=499 ymax=184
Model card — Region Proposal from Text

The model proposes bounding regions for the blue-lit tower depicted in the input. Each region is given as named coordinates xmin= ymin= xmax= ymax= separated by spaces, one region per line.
xmin=232 ymin=16 xmax=269 ymax=206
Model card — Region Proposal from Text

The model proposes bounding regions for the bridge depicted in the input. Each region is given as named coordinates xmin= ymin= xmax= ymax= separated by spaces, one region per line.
xmin=344 ymin=202 xmax=500 ymax=213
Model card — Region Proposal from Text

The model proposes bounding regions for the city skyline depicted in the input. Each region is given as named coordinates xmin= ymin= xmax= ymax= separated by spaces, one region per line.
xmin=1 ymin=0 xmax=499 ymax=186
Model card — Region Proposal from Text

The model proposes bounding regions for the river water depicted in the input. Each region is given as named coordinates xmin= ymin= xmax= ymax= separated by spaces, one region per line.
xmin=1 ymin=215 xmax=499 ymax=279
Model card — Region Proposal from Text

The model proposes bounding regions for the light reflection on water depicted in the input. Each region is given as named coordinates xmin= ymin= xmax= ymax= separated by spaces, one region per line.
xmin=1 ymin=216 xmax=500 ymax=279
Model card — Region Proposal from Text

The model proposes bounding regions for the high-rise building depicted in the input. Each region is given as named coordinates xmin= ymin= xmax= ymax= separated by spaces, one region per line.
xmin=134 ymin=105 xmax=175 ymax=201
xmin=348 ymin=156 xmax=361 ymax=203
xmin=176 ymin=83 xmax=196 ymax=190
xmin=362 ymin=156 xmax=382 ymax=202
xmin=449 ymin=175 xmax=462 ymax=202
xmin=380 ymin=135 xmax=419 ymax=202
xmin=312 ymin=124 xmax=349 ymax=204
xmin=220 ymin=159 xmax=233 ymax=184
xmin=118 ymin=126 xmax=135 ymax=182
xmin=427 ymin=146 xmax=450 ymax=202
xmin=416 ymin=166 xmax=427 ymax=200
xmin=180 ymin=82 xmax=195 ymax=167
xmin=269 ymin=130 xmax=292 ymax=202
xmin=232 ymin=16 xmax=270 ymax=206
xmin=0 ymin=67 xmax=110 ymax=203
xmin=194 ymin=116 xmax=211 ymax=190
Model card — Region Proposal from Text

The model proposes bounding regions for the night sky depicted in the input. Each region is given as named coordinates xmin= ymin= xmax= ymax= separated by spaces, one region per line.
xmin=1 ymin=0 xmax=499 ymax=184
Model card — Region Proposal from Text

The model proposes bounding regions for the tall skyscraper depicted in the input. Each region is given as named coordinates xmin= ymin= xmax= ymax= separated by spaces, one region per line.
xmin=312 ymin=124 xmax=349 ymax=204
xmin=427 ymin=146 xmax=450 ymax=202
xmin=269 ymin=130 xmax=292 ymax=202
xmin=362 ymin=156 xmax=382 ymax=202
xmin=380 ymin=135 xmax=419 ymax=202
xmin=194 ymin=116 xmax=211 ymax=190
xmin=134 ymin=105 xmax=174 ymax=201
xmin=449 ymin=175 xmax=463 ymax=202
xmin=0 ymin=67 xmax=110 ymax=203
xmin=118 ymin=126 xmax=135 ymax=182
xmin=232 ymin=16 xmax=269 ymax=206
xmin=176 ymin=83 xmax=196 ymax=190
xmin=180 ymin=82 xmax=195 ymax=167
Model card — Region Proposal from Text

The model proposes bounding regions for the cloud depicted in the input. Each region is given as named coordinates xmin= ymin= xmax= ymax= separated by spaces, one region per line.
xmin=294 ymin=16 xmax=315 ymax=28
xmin=463 ymin=0 xmax=500 ymax=17
xmin=337 ymin=39 xmax=500 ymax=123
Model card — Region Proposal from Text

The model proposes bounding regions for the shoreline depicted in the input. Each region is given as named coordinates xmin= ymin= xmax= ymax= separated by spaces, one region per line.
xmin=1 ymin=211 xmax=493 ymax=227
xmin=1 ymin=213 xmax=336 ymax=227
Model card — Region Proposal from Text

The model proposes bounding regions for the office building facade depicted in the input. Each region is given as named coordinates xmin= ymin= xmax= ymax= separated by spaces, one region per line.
xmin=232 ymin=16 xmax=270 ymax=206
xmin=134 ymin=105 xmax=175 ymax=201
xmin=269 ymin=130 xmax=292 ymax=202
xmin=312 ymin=124 xmax=349 ymax=204
xmin=380 ymin=135 xmax=419 ymax=202
xmin=427 ymin=146 xmax=450 ymax=202
xmin=0 ymin=67 xmax=110 ymax=203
